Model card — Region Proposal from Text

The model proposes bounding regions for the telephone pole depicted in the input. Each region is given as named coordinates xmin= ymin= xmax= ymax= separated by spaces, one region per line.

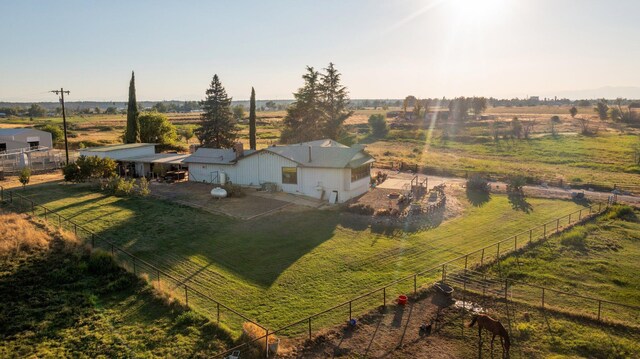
xmin=51 ymin=88 xmax=70 ymax=163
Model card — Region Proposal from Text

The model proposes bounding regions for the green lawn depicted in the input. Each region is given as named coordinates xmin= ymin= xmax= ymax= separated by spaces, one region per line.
xmin=484 ymin=206 xmax=640 ymax=326
xmin=14 ymin=184 xmax=588 ymax=332
xmin=367 ymin=133 xmax=640 ymax=193
xmin=0 ymin=214 xmax=231 ymax=358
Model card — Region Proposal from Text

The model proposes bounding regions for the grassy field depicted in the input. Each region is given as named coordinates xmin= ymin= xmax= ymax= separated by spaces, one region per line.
xmin=367 ymin=132 xmax=640 ymax=192
xmin=486 ymin=205 xmax=640 ymax=310
xmin=13 ymin=183 xmax=589 ymax=331
xmin=0 ymin=212 xmax=231 ymax=358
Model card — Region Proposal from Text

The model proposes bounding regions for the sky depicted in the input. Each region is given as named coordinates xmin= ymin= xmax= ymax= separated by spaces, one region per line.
xmin=2 ymin=0 xmax=640 ymax=102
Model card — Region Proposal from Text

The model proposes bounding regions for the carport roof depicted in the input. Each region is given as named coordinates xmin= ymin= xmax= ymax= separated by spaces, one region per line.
xmin=81 ymin=143 xmax=156 ymax=152
xmin=119 ymin=153 xmax=190 ymax=164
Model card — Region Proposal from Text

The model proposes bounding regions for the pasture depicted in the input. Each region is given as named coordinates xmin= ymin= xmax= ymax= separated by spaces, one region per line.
xmin=14 ymin=183 xmax=588 ymax=331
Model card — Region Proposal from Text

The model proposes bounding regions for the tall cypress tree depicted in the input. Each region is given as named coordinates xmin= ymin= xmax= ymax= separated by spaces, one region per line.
xmin=281 ymin=66 xmax=324 ymax=143
xmin=197 ymin=74 xmax=237 ymax=148
xmin=249 ymin=87 xmax=257 ymax=150
xmin=124 ymin=71 xmax=140 ymax=143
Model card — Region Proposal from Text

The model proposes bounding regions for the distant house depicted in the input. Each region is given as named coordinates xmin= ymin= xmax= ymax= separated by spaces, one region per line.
xmin=79 ymin=143 xmax=189 ymax=177
xmin=185 ymin=139 xmax=374 ymax=203
xmin=0 ymin=128 xmax=53 ymax=153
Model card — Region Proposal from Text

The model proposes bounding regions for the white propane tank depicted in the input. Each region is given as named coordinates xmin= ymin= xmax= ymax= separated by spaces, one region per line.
xmin=219 ymin=172 xmax=227 ymax=185
xmin=211 ymin=187 xmax=228 ymax=198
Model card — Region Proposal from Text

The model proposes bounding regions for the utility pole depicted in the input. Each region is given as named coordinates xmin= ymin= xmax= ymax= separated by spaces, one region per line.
xmin=51 ymin=88 xmax=70 ymax=163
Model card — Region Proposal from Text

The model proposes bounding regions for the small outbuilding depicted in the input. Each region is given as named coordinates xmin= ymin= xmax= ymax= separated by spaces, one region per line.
xmin=0 ymin=128 xmax=53 ymax=153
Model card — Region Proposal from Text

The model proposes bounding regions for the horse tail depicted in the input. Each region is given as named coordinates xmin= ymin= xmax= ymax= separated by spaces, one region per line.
xmin=468 ymin=315 xmax=478 ymax=328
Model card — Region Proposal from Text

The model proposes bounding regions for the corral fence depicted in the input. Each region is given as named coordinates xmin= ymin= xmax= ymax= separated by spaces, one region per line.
xmin=444 ymin=265 xmax=640 ymax=329
xmin=0 ymin=148 xmax=73 ymax=176
xmin=0 ymin=186 xmax=268 ymax=342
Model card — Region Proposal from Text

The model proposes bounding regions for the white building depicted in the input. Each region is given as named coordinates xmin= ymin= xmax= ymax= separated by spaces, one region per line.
xmin=185 ymin=140 xmax=374 ymax=203
xmin=0 ymin=128 xmax=53 ymax=153
xmin=79 ymin=143 xmax=188 ymax=177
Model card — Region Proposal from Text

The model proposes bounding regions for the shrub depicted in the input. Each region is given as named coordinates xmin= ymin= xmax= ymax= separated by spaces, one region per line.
xmin=466 ymin=174 xmax=489 ymax=192
xmin=606 ymin=205 xmax=637 ymax=222
xmin=176 ymin=311 xmax=207 ymax=326
xmin=516 ymin=322 xmax=535 ymax=340
xmin=137 ymin=177 xmax=150 ymax=197
xmin=63 ymin=155 xmax=117 ymax=182
xmin=18 ymin=167 xmax=31 ymax=188
xmin=88 ymin=250 xmax=119 ymax=275
xmin=368 ymin=114 xmax=388 ymax=138
xmin=347 ymin=203 xmax=374 ymax=215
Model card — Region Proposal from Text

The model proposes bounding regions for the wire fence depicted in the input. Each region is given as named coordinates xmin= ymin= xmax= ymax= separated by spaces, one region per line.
xmin=3 ymin=185 xmax=636 ymax=358
xmin=0 ymin=186 xmax=267 ymax=342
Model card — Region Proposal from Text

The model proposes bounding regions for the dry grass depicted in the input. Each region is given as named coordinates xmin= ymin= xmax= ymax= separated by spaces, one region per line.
xmin=242 ymin=322 xmax=278 ymax=344
xmin=0 ymin=211 xmax=78 ymax=257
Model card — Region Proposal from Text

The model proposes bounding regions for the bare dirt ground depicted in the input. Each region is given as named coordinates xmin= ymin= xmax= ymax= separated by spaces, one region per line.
xmin=150 ymin=181 xmax=293 ymax=220
xmin=0 ymin=171 xmax=63 ymax=190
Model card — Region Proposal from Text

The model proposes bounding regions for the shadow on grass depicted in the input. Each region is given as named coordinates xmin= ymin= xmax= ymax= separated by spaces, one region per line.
xmin=466 ymin=188 xmax=490 ymax=207
xmin=508 ymin=193 xmax=533 ymax=213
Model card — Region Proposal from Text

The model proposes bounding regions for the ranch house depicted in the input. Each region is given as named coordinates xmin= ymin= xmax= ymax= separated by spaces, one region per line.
xmin=185 ymin=139 xmax=374 ymax=203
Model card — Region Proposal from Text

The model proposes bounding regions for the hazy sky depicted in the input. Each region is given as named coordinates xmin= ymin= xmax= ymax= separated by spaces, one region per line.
xmin=2 ymin=0 xmax=640 ymax=101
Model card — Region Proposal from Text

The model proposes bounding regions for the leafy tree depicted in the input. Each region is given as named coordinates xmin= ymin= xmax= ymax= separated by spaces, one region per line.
xmin=319 ymin=62 xmax=353 ymax=140
xmin=368 ymin=114 xmax=388 ymax=138
xmin=232 ymin=105 xmax=245 ymax=122
xmin=94 ymin=107 xmax=101 ymax=114
xmin=152 ymin=102 xmax=169 ymax=113
xmin=265 ymin=100 xmax=277 ymax=110
xmin=577 ymin=99 xmax=591 ymax=107
xmin=471 ymin=97 xmax=488 ymax=116
xmin=511 ymin=117 xmax=523 ymax=139
xmin=249 ymin=87 xmax=257 ymax=150
xmin=19 ymin=168 xmax=30 ymax=189
xmin=448 ymin=97 xmax=471 ymax=123
xmin=124 ymin=71 xmax=140 ymax=143
xmin=281 ymin=66 xmax=324 ymax=143
xmin=594 ymin=100 xmax=609 ymax=120
xmin=39 ymin=124 xmax=64 ymax=145
xmin=179 ymin=127 xmax=194 ymax=144
xmin=27 ymin=104 xmax=46 ymax=118
xmin=138 ymin=112 xmax=178 ymax=144
xmin=569 ymin=106 xmax=578 ymax=118
xmin=197 ymin=74 xmax=237 ymax=148
xmin=413 ymin=100 xmax=423 ymax=119
xmin=105 ymin=106 xmax=118 ymax=115
xmin=63 ymin=155 xmax=116 ymax=182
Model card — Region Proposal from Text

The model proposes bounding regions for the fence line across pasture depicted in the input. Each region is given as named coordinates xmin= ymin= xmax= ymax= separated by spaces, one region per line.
xmin=3 ymin=185 xmax=637 ymax=358
xmin=0 ymin=186 xmax=267 ymax=338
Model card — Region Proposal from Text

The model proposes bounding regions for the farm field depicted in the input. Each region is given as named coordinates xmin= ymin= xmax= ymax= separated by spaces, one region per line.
xmin=0 ymin=212 xmax=231 ymax=358
xmin=14 ymin=183 xmax=588 ymax=331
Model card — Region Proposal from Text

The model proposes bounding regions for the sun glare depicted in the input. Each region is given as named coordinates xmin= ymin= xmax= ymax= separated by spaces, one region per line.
xmin=450 ymin=0 xmax=509 ymax=22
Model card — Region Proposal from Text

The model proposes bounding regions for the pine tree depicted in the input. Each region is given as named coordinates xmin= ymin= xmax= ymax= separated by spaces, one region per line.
xmin=197 ymin=75 xmax=237 ymax=148
xmin=249 ymin=87 xmax=257 ymax=150
xmin=124 ymin=71 xmax=140 ymax=143
xmin=281 ymin=67 xmax=324 ymax=143
xmin=320 ymin=62 xmax=353 ymax=140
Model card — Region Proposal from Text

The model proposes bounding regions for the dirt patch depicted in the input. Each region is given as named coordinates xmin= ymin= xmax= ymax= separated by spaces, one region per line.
xmin=0 ymin=171 xmax=64 ymax=190
xmin=150 ymin=181 xmax=292 ymax=220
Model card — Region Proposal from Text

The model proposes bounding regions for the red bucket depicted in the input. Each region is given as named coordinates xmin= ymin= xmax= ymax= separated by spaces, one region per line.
xmin=397 ymin=295 xmax=408 ymax=305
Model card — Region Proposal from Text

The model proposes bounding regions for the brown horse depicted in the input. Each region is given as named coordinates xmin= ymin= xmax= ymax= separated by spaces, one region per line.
xmin=469 ymin=314 xmax=510 ymax=357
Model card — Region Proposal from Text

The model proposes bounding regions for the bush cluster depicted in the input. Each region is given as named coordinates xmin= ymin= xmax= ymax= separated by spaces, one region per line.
xmin=347 ymin=203 xmax=375 ymax=215
xmin=63 ymin=155 xmax=117 ymax=182
xmin=101 ymin=176 xmax=150 ymax=197
xmin=466 ymin=174 xmax=489 ymax=192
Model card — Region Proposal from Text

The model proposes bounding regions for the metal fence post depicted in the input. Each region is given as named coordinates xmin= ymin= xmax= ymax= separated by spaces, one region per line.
xmin=464 ymin=255 xmax=468 ymax=270
xmin=308 ymin=317 xmax=312 ymax=340
xmin=597 ymin=300 xmax=602 ymax=321
xmin=383 ymin=287 xmax=387 ymax=308
xmin=598 ymin=202 xmax=602 ymax=212
xmin=217 ymin=303 xmax=220 ymax=323
xmin=579 ymin=209 xmax=582 ymax=221
xmin=74 ymin=223 xmax=77 ymax=235
xmin=480 ymin=248 xmax=485 ymax=266
xmin=349 ymin=301 xmax=352 ymax=321
xmin=414 ymin=275 xmax=417 ymax=294
xmin=556 ymin=218 xmax=559 ymax=232
xmin=529 ymin=229 xmax=532 ymax=243
xmin=184 ymin=285 xmax=188 ymax=306
xmin=542 ymin=288 xmax=545 ymax=308
xmin=265 ymin=329 xmax=269 ymax=358
xmin=496 ymin=242 xmax=500 ymax=259
xmin=568 ymin=213 xmax=572 ymax=224
xmin=514 ymin=236 xmax=517 ymax=252
xmin=544 ymin=224 xmax=547 ymax=238
xmin=504 ymin=279 xmax=508 ymax=301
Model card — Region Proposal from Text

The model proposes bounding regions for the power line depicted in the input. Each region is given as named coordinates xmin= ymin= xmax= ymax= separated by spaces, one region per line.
xmin=50 ymin=88 xmax=70 ymax=164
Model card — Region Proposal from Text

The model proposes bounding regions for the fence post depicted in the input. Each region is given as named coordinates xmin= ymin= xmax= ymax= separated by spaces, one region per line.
xmin=568 ymin=214 xmax=572 ymax=224
xmin=382 ymin=287 xmax=386 ymax=308
xmin=542 ymin=288 xmax=545 ymax=308
xmin=184 ymin=285 xmax=188 ymax=306
xmin=217 ymin=303 xmax=220 ymax=323
xmin=464 ymin=255 xmax=468 ymax=270
xmin=74 ymin=223 xmax=77 ymax=235
xmin=349 ymin=301 xmax=352 ymax=321
xmin=556 ymin=218 xmax=559 ymax=233
xmin=597 ymin=300 xmax=602 ymax=321
xmin=308 ymin=317 xmax=312 ymax=340
xmin=514 ymin=236 xmax=517 ymax=252
xmin=414 ymin=274 xmax=417 ymax=294
xmin=265 ymin=329 xmax=269 ymax=358
xmin=480 ymin=248 xmax=485 ymax=266
xmin=504 ymin=279 xmax=508 ymax=301
xmin=496 ymin=242 xmax=500 ymax=259
xmin=598 ymin=202 xmax=602 ymax=212
xmin=579 ymin=209 xmax=582 ymax=221
xmin=58 ymin=213 xmax=61 ymax=227
xmin=529 ymin=229 xmax=532 ymax=243
xmin=157 ymin=269 xmax=160 ymax=284
xmin=544 ymin=224 xmax=547 ymax=238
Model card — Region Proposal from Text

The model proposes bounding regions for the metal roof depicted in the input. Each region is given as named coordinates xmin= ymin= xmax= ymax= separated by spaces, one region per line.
xmin=265 ymin=145 xmax=373 ymax=168
xmin=0 ymin=128 xmax=48 ymax=136
xmin=80 ymin=143 xmax=156 ymax=152
xmin=183 ymin=148 xmax=239 ymax=164
xmin=119 ymin=153 xmax=190 ymax=165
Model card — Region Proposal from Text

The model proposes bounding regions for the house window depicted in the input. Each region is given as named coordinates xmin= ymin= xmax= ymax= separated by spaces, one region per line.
xmin=351 ymin=164 xmax=370 ymax=182
xmin=0 ymin=143 xmax=6 ymax=152
xmin=282 ymin=167 xmax=297 ymax=184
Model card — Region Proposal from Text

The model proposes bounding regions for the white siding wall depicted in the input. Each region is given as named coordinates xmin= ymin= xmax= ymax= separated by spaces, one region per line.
xmin=188 ymin=163 xmax=236 ymax=184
